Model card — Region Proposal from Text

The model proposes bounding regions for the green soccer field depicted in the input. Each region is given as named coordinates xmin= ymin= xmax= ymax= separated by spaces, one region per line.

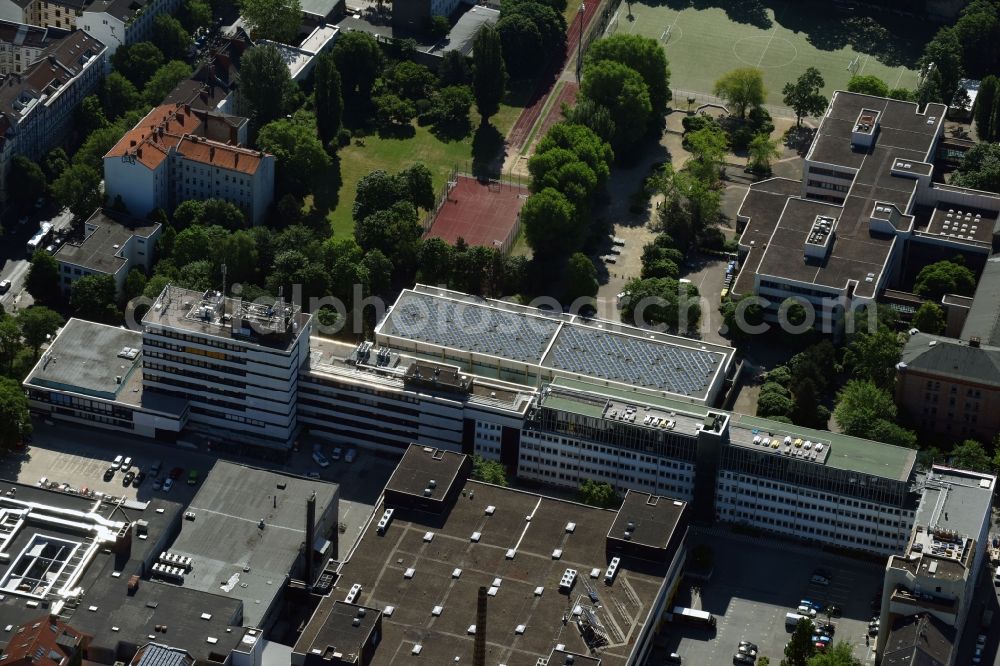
xmin=608 ymin=0 xmax=931 ymax=110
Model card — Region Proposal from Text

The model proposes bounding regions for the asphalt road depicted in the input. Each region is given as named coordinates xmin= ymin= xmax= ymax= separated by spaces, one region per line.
xmin=1 ymin=204 xmax=74 ymax=312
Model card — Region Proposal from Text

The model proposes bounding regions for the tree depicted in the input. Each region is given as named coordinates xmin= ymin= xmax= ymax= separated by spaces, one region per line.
xmin=747 ymin=133 xmax=780 ymax=175
xmin=256 ymin=113 xmax=332 ymax=196
xmin=313 ymin=53 xmax=342 ymax=148
xmin=398 ymin=164 xmax=434 ymax=211
xmin=713 ymin=67 xmax=765 ymax=118
xmin=439 ymin=50 xmax=470 ymax=86
xmin=919 ymin=26 xmax=964 ymax=105
xmin=52 ymin=164 xmax=102 ymax=220
xmin=7 ymin=155 xmax=47 ymax=209
xmin=143 ymin=60 xmax=193 ymax=106
xmin=950 ymin=439 xmax=993 ymax=473
xmin=911 ymin=301 xmax=945 ymax=335
xmin=472 ymin=25 xmax=506 ymax=124
xmin=373 ymin=93 xmax=415 ymax=127
xmin=578 ymin=479 xmax=620 ymax=508
xmin=111 ymin=41 xmax=165 ymax=88
xmin=806 ymin=642 xmax=859 ymax=666
xmin=536 ymin=122 xmax=613 ymax=185
xmin=42 ymin=148 xmax=70 ymax=182
xmin=951 ymin=142 xmax=1000 ymax=194
xmin=564 ymin=252 xmax=598 ymax=303
xmin=179 ymin=0 xmax=212 ymax=31
xmin=471 ymin=455 xmax=509 ymax=486
xmin=102 ymin=73 xmax=142 ymax=120
xmin=620 ymin=277 xmax=701 ymax=331
xmin=496 ymin=1 xmax=566 ymax=77
xmin=887 ymin=87 xmax=915 ymax=102
xmin=782 ymin=67 xmax=827 ymax=127
xmin=124 ymin=268 xmax=147 ymax=302
xmin=585 ymin=34 xmax=671 ymax=113
xmin=0 ymin=316 xmax=23 ymax=375
xmin=25 ymin=251 xmax=61 ymax=306
xmin=580 ymin=60 xmax=651 ymax=151
xmin=833 ymin=380 xmax=905 ymax=441
xmin=385 ymin=61 xmax=437 ymax=101
xmin=70 ymin=275 xmax=119 ymax=323
xmin=564 ymin=99 xmax=616 ymax=144
xmin=684 ymin=127 xmax=728 ymax=186
xmin=79 ymin=95 xmax=109 ymax=134
xmin=0 ymin=378 xmax=31 ymax=451
xmin=240 ymin=45 xmax=297 ymax=129
xmin=427 ymin=85 xmax=474 ymax=127
xmin=239 ymin=0 xmax=302 ymax=43
xmin=843 ymin=328 xmax=902 ymax=390
xmin=913 ymin=258 xmax=976 ymax=301
xmin=332 ymin=31 xmax=382 ymax=99
xmin=73 ymin=124 xmax=127 ymax=171
xmin=846 ymin=74 xmax=889 ymax=97
xmin=200 ymin=199 xmax=247 ymax=230
xmin=521 ymin=188 xmax=579 ymax=256
xmin=784 ymin=618 xmax=816 ymax=666
xmin=973 ymin=75 xmax=998 ymax=142
xmin=152 ymin=14 xmax=191 ymax=61
xmin=16 ymin=307 xmax=63 ymax=360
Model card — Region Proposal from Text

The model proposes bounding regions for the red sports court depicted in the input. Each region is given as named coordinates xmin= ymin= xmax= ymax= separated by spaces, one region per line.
xmin=424 ymin=175 xmax=529 ymax=254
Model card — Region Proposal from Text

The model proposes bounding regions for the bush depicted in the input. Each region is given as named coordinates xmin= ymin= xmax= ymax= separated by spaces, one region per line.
xmin=681 ymin=114 xmax=719 ymax=134
xmin=699 ymin=226 xmax=727 ymax=251
xmin=337 ymin=128 xmax=351 ymax=147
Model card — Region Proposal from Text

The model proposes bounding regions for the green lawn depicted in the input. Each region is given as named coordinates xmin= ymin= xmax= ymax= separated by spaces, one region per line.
xmin=613 ymin=0 xmax=933 ymax=108
xmin=319 ymin=102 xmax=524 ymax=239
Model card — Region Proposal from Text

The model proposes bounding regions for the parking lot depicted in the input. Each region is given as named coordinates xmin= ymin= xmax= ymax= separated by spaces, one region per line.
xmin=1 ymin=420 xmax=397 ymax=559
xmin=652 ymin=529 xmax=884 ymax=665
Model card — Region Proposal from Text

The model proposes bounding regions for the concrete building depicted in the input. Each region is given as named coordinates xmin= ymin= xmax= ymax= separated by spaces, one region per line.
xmin=166 ymin=461 xmax=339 ymax=629
xmin=23 ymin=318 xmax=189 ymax=438
xmin=895 ymin=332 xmax=1000 ymax=442
xmin=257 ymin=24 xmax=338 ymax=82
xmin=54 ymin=208 xmax=161 ymax=296
xmin=293 ymin=444 xmax=689 ymax=666
xmin=103 ymin=104 xmax=274 ymax=224
xmin=876 ymin=465 xmax=995 ymax=665
xmin=141 ymin=285 xmax=312 ymax=449
xmin=0 ymin=19 xmax=70 ymax=73
xmin=732 ymin=92 xmax=1000 ymax=332
xmin=0 ymin=29 xmax=105 ymax=200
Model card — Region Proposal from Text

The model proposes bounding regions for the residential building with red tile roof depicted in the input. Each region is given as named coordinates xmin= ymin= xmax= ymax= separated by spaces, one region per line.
xmin=0 ymin=615 xmax=89 ymax=666
xmin=103 ymin=103 xmax=275 ymax=224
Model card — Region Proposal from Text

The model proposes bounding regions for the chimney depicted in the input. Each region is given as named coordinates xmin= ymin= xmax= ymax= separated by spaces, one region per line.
xmin=474 ymin=587 xmax=487 ymax=666
xmin=969 ymin=336 xmax=981 ymax=348
xmin=209 ymin=146 xmax=215 ymax=161
xmin=305 ymin=491 xmax=316 ymax=587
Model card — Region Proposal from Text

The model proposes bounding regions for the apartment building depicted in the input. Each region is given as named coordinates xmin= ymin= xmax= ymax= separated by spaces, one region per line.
xmin=0 ymin=19 xmax=70 ymax=73
xmin=103 ymin=103 xmax=274 ymax=224
xmin=0 ymin=28 xmax=104 ymax=200
xmin=79 ymin=0 xmax=179 ymax=55
xmin=732 ymin=92 xmax=1000 ymax=332
xmin=876 ymin=466 xmax=995 ymax=665
xmin=140 ymin=285 xmax=312 ymax=448
xmin=53 ymin=208 xmax=161 ymax=295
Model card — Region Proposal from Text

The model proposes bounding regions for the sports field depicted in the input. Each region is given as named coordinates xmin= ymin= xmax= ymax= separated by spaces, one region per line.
xmin=608 ymin=0 xmax=929 ymax=109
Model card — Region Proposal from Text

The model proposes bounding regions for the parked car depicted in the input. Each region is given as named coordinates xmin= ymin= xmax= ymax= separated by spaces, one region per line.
xmin=150 ymin=460 xmax=162 ymax=477
xmin=112 ymin=455 xmax=124 ymax=470
xmin=121 ymin=456 xmax=132 ymax=471
xmin=810 ymin=574 xmax=829 ymax=585
xmin=132 ymin=471 xmax=145 ymax=487
xmin=152 ymin=479 xmax=163 ymax=491
xmin=103 ymin=467 xmax=115 ymax=481
xmin=187 ymin=469 xmax=199 ymax=486
xmin=800 ymin=600 xmax=822 ymax=611
xmin=163 ymin=478 xmax=174 ymax=492
xmin=797 ymin=605 xmax=818 ymax=618
xmin=665 ymin=653 xmax=682 ymax=664
xmin=345 ymin=448 xmax=357 ymax=463
xmin=169 ymin=467 xmax=184 ymax=479
xmin=122 ymin=471 xmax=135 ymax=486
xmin=312 ymin=451 xmax=330 ymax=468
xmin=331 ymin=447 xmax=343 ymax=461
xmin=733 ymin=653 xmax=753 ymax=665
xmin=0 ymin=280 xmax=11 ymax=295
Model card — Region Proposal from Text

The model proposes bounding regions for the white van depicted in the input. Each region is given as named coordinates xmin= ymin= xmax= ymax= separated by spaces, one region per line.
xmin=786 ymin=612 xmax=807 ymax=628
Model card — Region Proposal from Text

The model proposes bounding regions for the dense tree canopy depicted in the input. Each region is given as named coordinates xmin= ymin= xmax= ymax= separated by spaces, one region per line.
xmin=239 ymin=0 xmax=302 ymax=43
xmin=152 ymin=14 xmax=191 ymax=61
xmin=258 ymin=113 xmax=332 ymax=195
xmin=332 ymin=31 xmax=383 ymax=99
xmin=7 ymin=155 xmax=47 ymax=209
xmin=834 ymin=380 xmax=917 ymax=448
xmin=496 ymin=0 xmax=566 ymax=77
xmin=143 ymin=60 xmax=193 ymax=106
xmin=240 ymin=45 xmax=298 ymax=128
xmin=25 ymin=251 xmax=60 ymax=306
xmin=911 ymin=301 xmax=945 ymax=335
xmin=71 ymin=275 xmax=120 ymax=323
xmin=112 ymin=42 xmax=165 ymax=88
xmin=973 ymin=75 xmax=998 ymax=142
xmin=471 ymin=455 xmax=509 ymax=486
xmin=913 ymin=258 xmax=976 ymax=301
xmin=521 ymin=187 xmax=579 ymax=256
xmin=564 ymin=252 xmax=598 ymax=303
xmin=846 ymin=74 xmax=889 ymax=97
xmin=0 ymin=378 xmax=31 ymax=451
xmin=52 ymin=164 xmax=102 ymax=220
xmin=713 ymin=67 xmax=765 ymax=118
xmin=950 ymin=439 xmax=993 ymax=473
xmin=578 ymin=479 xmax=620 ymax=508
xmin=620 ymin=277 xmax=701 ymax=332
xmin=17 ymin=307 xmax=63 ymax=360
xmin=585 ymin=35 xmax=671 ymax=113
xmin=952 ymin=142 xmax=1000 ymax=194
xmin=579 ymin=60 xmax=652 ymax=152
xmin=782 ymin=67 xmax=827 ymax=127
xmin=472 ymin=25 xmax=507 ymax=123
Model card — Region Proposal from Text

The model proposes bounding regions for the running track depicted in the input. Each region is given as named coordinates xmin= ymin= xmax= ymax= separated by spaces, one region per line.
xmin=507 ymin=0 xmax=602 ymax=151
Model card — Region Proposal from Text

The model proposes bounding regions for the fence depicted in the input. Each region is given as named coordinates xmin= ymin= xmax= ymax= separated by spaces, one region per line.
xmin=421 ymin=170 xmax=529 ymax=231
xmin=670 ymin=88 xmax=797 ymax=121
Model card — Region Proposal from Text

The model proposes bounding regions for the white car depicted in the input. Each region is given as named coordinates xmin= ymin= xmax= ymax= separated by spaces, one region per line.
xmin=162 ymin=478 xmax=174 ymax=492
xmin=112 ymin=455 xmax=124 ymax=470
xmin=0 ymin=279 xmax=11 ymax=295
xmin=797 ymin=605 xmax=818 ymax=618
xmin=331 ymin=447 xmax=343 ymax=461
xmin=312 ymin=451 xmax=330 ymax=468
xmin=121 ymin=456 xmax=132 ymax=470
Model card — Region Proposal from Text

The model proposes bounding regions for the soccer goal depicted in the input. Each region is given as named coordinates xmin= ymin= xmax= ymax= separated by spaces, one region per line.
xmin=660 ymin=25 xmax=671 ymax=43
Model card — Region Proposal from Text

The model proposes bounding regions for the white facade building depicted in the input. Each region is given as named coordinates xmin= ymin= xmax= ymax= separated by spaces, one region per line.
xmin=78 ymin=0 xmax=180 ymax=55
xmin=103 ymin=104 xmax=275 ymax=224
xmin=0 ymin=19 xmax=71 ymax=73
xmin=54 ymin=208 xmax=161 ymax=295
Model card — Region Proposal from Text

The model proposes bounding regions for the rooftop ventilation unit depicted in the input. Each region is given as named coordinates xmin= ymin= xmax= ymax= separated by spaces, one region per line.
xmin=376 ymin=509 xmax=394 ymax=536
xmin=604 ymin=557 xmax=621 ymax=585
xmin=559 ymin=568 xmax=578 ymax=591
xmin=345 ymin=584 xmax=362 ymax=603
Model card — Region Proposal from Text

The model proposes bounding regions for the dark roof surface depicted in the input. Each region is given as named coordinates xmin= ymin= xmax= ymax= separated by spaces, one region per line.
xmin=961 ymin=254 xmax=1000 ymax=346
xmin=901 ymin=333 xmax=1000 ymax=387
xmin=880 ymin=613 xmax=953 ymax=666
xmin=54 ymin=208 xmax=159 ymax=274
xmin=608 ymin=490 xmax=685 ymax=550
xmin=384 ymin=445 xmax=466 ymax=500
xmin=297 ymin=477 xmax=676 ymax=666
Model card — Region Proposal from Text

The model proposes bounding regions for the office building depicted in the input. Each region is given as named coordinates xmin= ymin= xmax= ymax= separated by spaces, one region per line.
xmin=0 ymin=29 xmax=105 ymax=201
xmin=876 ymin=466 xmax=995 ymax=665
xmin=141 ymin=285 xmax=312 ymax=448
xmin=732 ymin=92 xmax=1000 ymax=331
xmin=293 ymin=444 xmax=689 ymax=666
xmin=103 ymin=104 xmax=275 ymax=224
xmin=54 ymin=208 xmax=161 ymax=296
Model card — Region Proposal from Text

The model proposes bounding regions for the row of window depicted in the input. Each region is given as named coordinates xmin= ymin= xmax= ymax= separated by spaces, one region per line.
xmin=719 ymin=508 xmax=900 ymax=549
xmin=720 ymin=472 xmax=912 ymax=515
xmin=807 ymin=179 xmax=850 ymax=193
xmin=807 ymin=166 xmax=854 ymax=181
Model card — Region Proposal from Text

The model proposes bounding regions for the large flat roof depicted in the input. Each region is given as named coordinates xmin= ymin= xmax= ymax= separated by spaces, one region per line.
xmin=961 ymin=254 xmax=1000 ymax=346
xmin=297 ymin=474 xmax=676 ymax=665
xmin=169 ymin=461 xmax=338 ymax=628
xmin=915 ymin=465 xmax=995 ymax=539
xmin=378 ymin=286 xmax=734 ymax=403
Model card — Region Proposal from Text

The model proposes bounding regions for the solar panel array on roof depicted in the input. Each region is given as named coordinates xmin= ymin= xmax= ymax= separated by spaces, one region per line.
xmin=386 ymin=292 xmax=560 ymax=363
xmin=548 ymin=326 xmax=720 ymax=396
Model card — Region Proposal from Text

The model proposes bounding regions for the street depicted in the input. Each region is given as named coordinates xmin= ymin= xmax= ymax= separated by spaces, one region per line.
xmin=0 ymin=204 xmax=74 ymax=312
